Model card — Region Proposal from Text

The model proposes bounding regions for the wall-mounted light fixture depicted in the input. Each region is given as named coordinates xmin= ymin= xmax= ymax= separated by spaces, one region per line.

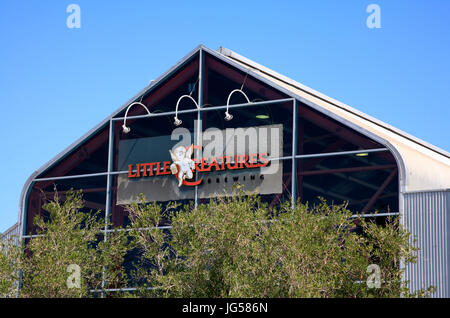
xmin=224 ymin=89 xmax=250 ymax=121
xmin=174 ymin=95 xmax=200 ymax=126
xmin=122 ymin=102 xmax=152 ymax=134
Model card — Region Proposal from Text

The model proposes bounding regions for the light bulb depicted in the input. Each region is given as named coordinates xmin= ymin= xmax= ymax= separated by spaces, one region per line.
xmin=224 ymin=111 xmax=233 ymax=121
xmin=122 ymin=124 xmax=131 ymax=134
xmin=174 ymin=117 xmax=182 ymax=126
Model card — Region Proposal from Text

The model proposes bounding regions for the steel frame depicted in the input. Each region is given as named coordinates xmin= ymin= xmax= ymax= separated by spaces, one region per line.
xmin=24 ymin=55 xmax=395 ymax=207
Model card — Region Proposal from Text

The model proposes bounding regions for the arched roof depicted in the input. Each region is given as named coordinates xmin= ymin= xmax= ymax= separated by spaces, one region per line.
xmin=18 ymin=44 xmax=450 ymax=236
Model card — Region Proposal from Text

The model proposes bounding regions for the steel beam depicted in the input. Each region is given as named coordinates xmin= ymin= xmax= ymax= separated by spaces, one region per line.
xmin=205 ymin=55 xmax=286 ymax=101
xmin=362 ymin=169 xmax=398 ymax=213
xmin=102 ymin=119 xmax=115 ymax=297
xmin=195 ymin=48 xmax=204 ymax=208
xmin=299 ymin=164 xmax=396 ymax=176
xmin=291 ymin=99 xmax=297 ymax=208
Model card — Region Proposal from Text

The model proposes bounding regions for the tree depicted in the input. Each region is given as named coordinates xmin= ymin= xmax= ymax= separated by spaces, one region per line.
xmin=126 ymin=192 xmax=435 ymax=298
xmin=0 ymin=236 xmax=21 ymax=298
xmin=1 ymin=189 xmax=435 ymax=298
xmin=0 ymin=189 xmax=130 ymax=298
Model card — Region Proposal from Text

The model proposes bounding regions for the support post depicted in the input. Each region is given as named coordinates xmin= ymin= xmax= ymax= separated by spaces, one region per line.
xmin=297 ymin=117 xmax=304 ymax=204
xmin=291 ymin=99 xmax=297 ymax=209
xmin=102 ymin=119 xmax=114 ymax=297
xmin=195 ymin=49 xmax=204 ymax=208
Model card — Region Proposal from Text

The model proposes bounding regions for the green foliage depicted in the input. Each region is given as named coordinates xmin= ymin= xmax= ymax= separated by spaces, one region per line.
xmin=0 ymin=188 xmax=130 ymax=298
xmin=126 ymin=193 xmax=435 ymax=298
xmin=0 ymin=237 xmax=21 ymax=297
xmin=0 ymin=189 xmax=435 ymax=298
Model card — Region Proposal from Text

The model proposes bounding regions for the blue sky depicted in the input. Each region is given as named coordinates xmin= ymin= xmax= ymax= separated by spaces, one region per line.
xmin=0 ymin=0 xmax=449 ymax=232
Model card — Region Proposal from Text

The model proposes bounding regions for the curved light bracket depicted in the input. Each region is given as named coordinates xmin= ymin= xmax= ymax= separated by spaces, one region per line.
xmin=174 ymin=95 xmax=200 ymax=126
xmin=122 ymin=102 xmax=152 ymax=133
xmin=225 ymin=89 xmax=251 ymax=121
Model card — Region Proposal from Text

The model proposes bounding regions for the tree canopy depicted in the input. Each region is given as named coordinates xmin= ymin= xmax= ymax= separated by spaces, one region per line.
xmin=0 ymin=189 xmax=435 ymax=298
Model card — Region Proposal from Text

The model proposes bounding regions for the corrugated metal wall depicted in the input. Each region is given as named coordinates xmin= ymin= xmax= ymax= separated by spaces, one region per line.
xmin=403 ymin=190 xmax=450 ymax=297
xmin=0 ymin=223 xmax=19 ymax=247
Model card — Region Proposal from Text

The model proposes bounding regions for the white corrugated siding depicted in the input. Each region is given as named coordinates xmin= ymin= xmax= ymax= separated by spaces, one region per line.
xmin=404 ymin=190 xmax=450 ymax=297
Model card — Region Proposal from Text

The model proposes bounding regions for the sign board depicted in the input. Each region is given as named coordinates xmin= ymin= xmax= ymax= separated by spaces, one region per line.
xmin=116 ymin=124 xmax=283 ymax=204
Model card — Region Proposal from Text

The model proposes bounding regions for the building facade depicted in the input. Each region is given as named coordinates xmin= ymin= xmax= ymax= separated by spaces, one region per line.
xmin=16 ymin=45 xmax=450 ymax=296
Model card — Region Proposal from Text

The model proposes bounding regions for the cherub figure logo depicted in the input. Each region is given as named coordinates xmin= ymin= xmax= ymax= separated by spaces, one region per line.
xmin=169 ymin=145 xmax=196 ymax=187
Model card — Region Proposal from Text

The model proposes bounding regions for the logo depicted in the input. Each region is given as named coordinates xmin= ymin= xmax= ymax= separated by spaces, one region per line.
xmin=117 ymin=124 xmax=283 ymax=203
xmin=127 ymin=146 xmax=269 ymax=187
xmin=169 ymin=145 xmax=200 ymax=187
